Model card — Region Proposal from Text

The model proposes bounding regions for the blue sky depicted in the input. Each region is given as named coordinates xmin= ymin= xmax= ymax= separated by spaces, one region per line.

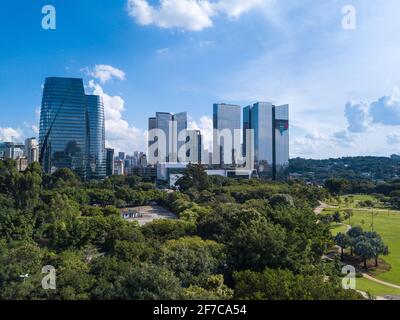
xmin=2 ymin=0 xmax=400 ymax=158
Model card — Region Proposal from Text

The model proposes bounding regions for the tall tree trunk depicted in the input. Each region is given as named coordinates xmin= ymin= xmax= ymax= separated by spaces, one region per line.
xmin=341 ymin=247 xmax=344 ymax=261
xmin=364 ymin=259 xmax=367 ymax=269
xmin=375 ymin=256 xmax=378 ymax=267
xmin=350 ymin=247 xmax=353 ymax=256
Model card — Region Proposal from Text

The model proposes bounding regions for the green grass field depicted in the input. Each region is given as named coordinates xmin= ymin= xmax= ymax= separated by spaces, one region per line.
xmin=356 ymin=277 xmax=400 ymax=297
xmin=328 ymin=194 xmax=386 ymax=209
xmin=331 ymin=224 xmax=349 ymax=236
xmin=324 ymin=195 xmax=400 ymax=297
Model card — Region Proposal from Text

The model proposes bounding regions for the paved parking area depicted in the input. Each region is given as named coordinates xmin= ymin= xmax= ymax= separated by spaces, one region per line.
xmin=121 ymin=205 xmax=177 ymax=226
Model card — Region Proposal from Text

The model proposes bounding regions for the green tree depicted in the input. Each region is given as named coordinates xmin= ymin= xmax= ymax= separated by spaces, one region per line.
xmin=334 ymin=232 xmax=350 ymax=261
xmin=182 ymin=275 xmax=233 ymax=300
xmin=233 ymin=268 xmax=363 ymax=300
xmin=365 ymin=232 xmax=389 ymax=267
xmin=159 ymin=236 xmax=225 ymax=286
xmin=348 ymin=226 xmax=364 ymax=256
xmin=354 ymin=237 xmax=375 ymax=268
xmin=228 ymin=217 xmax=287 ymax=272
xmin=176 ymin=163 xmax=210 ymax=192
xmin=325 ymin=178 xmax=349 ymax=195
xmin=141 ymin=219 xmax=195 ymax=242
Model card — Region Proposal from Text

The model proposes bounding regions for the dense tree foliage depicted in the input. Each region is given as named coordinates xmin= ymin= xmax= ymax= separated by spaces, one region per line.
xmin=0 ymin=159 xmax=362 ymax=300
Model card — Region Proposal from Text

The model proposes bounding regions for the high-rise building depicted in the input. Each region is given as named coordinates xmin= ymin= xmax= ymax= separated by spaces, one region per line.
xmin=148 ymin=112 xmax=188 ymax=163
xmin=86 ymin=95 xmax=106 ymax=179
xmin=139 ymin=152 xmax=147 ymax=167
xmin=39 ymin=77 xmax=106 ymax=180
xmin=243 ymin=102 xmax=289 ymax=180
xmin=106 ymin=148 xmax=115 ymax=177
xmin=24 ymin=138 xmax=39 ymax=164
xmin=186 ymin=130 xmax=202 ymax=163
xmin=118 ymin=152 xmax=126 ymax=160
xmin=15 ymin=157 xmax=28 ymax=172
xmin=174 ymin=112 xmax=187 ymax=162
xmin=114 ymin=159 xmax=125 ymax=176
xmin=274 ymin=104 xmax=290 ymax=179
xmin=213 ymin=103 xmax=241 ymax=167
xmin=0 ymin=142 xmax=25 ymax=160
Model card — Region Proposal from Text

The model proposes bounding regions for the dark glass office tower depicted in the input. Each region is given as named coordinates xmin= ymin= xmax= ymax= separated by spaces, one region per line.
xmin=106 ymin=148 xmax=115 ymax=177
xmin=39 ymin=77 xmax=106 ymax=180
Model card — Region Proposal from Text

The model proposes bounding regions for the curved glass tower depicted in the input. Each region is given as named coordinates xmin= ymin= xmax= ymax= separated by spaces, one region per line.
xmin=39 ymin=77 xmax=106 ymax=180
xmin=86 ymin=95 xmax=106 ymax=179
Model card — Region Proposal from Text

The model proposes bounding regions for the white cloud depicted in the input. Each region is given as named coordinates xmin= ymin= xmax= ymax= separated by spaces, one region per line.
xmin=188 ymin=115 xmax=213 ymax=150
xmin=126 ymin=0 xmax=265 ymax=31
xmin=85 ymin=65 xmax=126 ymax=84
xmin=387 ymin=133 xmax=400 ymax=145
xmin=213 ymin=0 xmax=265 ymax=18
xmin=345 ymin=101 xmax=371 ymax=133
xmin=333 ymin=130 xmax=355 ymax=148
xmin=0 ymin=127 xmax=22 ymax=142
xmin=156 ymin=48 xmax=170 ymax=55
xmin=88 ymin=80 xmax=146 ymax=153
xmin=31 ymin=125 xmax=39 ymax=134
xmin=370 ymin=95 xmax=400 ymax=126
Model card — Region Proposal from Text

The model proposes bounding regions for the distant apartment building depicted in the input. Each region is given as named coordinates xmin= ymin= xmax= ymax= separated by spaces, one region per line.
xmin=15 ymin=157 xmax=28 ymax=172
xmin=114 ymin=159 xmax=125 ymax=176
xmin=24 ymin=137 xmax=39 ymax=164
xmin=0 ymin=142 xmax=25 ymax=160
xmin=118 ymin=152 xmax=125 ymax=161
xmin=213 ymin=103 xmax=241 ymax=167
xmin=39 ymin=77 xmax=106 ymax=180
xmin=243 ymin=102 xmax=289 ymax=179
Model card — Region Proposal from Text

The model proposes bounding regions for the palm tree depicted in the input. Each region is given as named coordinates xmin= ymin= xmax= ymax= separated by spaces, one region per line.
xmin=335 ymin=233 xmax=350 ymax=261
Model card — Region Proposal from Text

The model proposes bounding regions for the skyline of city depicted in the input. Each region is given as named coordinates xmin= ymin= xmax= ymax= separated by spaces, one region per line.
xmin=3 ymin=1 xmax=400 ymax=159
xmin=2 ymin=76 xmax=290 ymax=182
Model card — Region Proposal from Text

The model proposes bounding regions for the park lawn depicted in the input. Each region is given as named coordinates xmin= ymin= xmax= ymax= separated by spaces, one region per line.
xmin=331 ymin=224 xmax=348 ymax=236
xmin=339 ymin=194 xmax=383 ymax=208
xmin=342 ymin=209 xmax=400 ymax=286
xmin=356 ymin=277 xmax=400 ymax=297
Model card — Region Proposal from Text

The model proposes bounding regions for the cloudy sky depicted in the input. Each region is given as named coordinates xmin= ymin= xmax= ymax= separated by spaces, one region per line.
xmin=1 ymin=0 xmax=400 ymax=159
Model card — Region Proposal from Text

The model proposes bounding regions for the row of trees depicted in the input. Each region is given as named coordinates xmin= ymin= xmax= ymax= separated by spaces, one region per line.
xmin=335 ymin=227 xmax=389 ymax=268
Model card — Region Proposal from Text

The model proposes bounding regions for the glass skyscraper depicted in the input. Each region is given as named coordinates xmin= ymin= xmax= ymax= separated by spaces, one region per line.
xmin=213 ymin=103 xmax=241 ymax=166
xmin=174 ymin=112 xmax=187 ymax=162
xmin=86 ymin=94 xmax=106 ymax=179
xmin=243 ymin=102 xmax=289 ymax=179
xmin=39 ymin=77 xmax=106 ymax=180
xmin=148 ymin=112 xmax=187 ymax=163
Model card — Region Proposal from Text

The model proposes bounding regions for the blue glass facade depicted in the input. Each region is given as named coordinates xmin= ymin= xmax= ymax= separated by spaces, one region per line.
xmin=213 ymin=103 xmax=241 ymax=166
xmin=86 ymin=95 xmax=106 ymax=179
xmin=148 ymin=112 xmax=188 ymax=163
xmin=39 ymin=77 xmax=106 ymax=180
xmin=243 ymin=102 xmax=289 ymax=180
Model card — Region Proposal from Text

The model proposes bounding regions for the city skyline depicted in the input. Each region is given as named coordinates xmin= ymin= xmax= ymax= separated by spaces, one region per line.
xmin=4 ymin=74 xmax=288 ymax=181
xmin=3 ymin=1 xmax=400 ymax=159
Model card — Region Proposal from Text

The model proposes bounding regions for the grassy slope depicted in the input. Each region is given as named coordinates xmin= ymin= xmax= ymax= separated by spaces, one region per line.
xmin=326 ymin=195 xmax=400 ymax=296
